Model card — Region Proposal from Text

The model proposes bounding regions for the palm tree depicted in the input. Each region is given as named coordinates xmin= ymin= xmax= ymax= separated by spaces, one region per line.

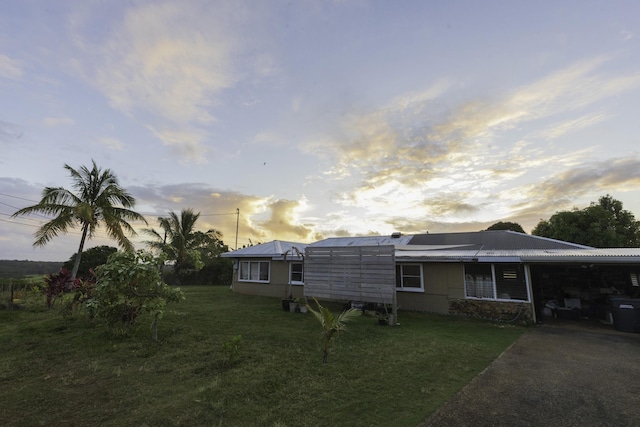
xmin=144 ymin=208 xmax=204 ymax=276
xmin=307 ymin=298 xmax=361 ymax=364
xmin=12 ymin=160 xmax=147 ymax=280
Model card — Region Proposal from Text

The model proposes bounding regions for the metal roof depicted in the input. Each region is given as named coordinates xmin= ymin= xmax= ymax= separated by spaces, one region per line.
xmin=222 ymin=233 xmax=640 ymax=264
xmin=308 ymin=234 xmax=414 ymax=247
xmin=221 ymin=240 xmax=307 ymax=260
xmin=395 ymin=248 xmax=640 ymax=264
xmin=407 ymin=230 xmax=591 ymax=250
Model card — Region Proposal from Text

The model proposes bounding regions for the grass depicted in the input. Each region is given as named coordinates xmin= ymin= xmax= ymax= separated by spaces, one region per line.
xmin=0 ymin=286 xmax=527 ymax=426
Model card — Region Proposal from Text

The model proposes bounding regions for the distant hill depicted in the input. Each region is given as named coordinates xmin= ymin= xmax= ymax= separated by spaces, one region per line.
xmin=0 ymin=260 xmax=63 ymax=279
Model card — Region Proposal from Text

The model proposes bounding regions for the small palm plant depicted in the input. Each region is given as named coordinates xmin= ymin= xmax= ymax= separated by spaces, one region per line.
xmin=307 ymin=298 xmax=361 ymax=364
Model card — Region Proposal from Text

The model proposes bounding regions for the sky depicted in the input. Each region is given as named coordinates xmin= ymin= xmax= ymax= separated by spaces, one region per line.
xmin=1 ymin=0 xmax=640 ymax=261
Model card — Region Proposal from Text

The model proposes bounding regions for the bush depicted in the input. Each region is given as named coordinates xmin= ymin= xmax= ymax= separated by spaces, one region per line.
xmin=92 ymin=251 xmax=184 ymax=339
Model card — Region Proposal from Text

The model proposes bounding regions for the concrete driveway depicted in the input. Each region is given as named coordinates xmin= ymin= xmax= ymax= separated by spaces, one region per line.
xmin=419 ymin=322 xmax=640 ymax=427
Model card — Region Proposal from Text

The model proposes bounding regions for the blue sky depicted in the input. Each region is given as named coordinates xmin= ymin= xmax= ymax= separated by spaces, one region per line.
xmin=2 ymin=1 xmax=640 ymax=261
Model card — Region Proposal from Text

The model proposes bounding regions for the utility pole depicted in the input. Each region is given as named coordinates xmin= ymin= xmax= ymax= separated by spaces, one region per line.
xmin=235 ymin=208 xmax=239 ymax=250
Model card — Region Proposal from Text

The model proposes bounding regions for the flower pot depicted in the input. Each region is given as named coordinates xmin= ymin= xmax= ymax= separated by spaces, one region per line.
xmin=387 ymin=314 xmax=396 ymax=325
xmin=289 ymin=302 xmax=298 ymax=313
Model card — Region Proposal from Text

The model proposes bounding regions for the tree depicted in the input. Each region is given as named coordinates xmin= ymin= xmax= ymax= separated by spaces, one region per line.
xmin=187 ymin=229 xmax=233 ymax=285
xmin=143 ymin=208 xmax=205 ymax=278
xmin=12 ymin=160 xmax=147 ymax=280
xmin=63 ymin=245 xmax=117 ymax=279
xmin=307 ymin=298 xmax=361 ymax=364
xmin=532 ymin=195 xmax=640 ymax=247
xmin=92 ymin=250 xmax=184 ymax=340
xmin=486 ymin=221 xmax=526 ymax=233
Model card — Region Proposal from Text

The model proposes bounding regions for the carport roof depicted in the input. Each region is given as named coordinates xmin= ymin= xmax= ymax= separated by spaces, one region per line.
xmin=394 ymin=247 xmax=640 ymax=263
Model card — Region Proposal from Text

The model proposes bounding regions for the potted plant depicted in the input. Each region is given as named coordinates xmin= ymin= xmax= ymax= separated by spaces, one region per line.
xmin=289 ymin=298 xmax=298 ymax=313
xmin=376 ymin=303 xmax=398 ymax=325
xmin=375 ymin=303 xmax=389 ymax=325
xmin=377 ymin=311 xmax=388 ymax=325
xmin=296 ymin=297 xmax=308 ymax=313
xmin=282 ymin=296 xmax=295 ymax=312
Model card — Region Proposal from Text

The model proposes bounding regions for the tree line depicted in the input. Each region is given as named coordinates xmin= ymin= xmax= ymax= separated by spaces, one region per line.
xmin=488 ymin=194 xmax=640 ymax=248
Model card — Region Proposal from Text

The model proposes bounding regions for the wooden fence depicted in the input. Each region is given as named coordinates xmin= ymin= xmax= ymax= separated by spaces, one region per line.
xmin=304 ymin=245 xmax=396 ymax=305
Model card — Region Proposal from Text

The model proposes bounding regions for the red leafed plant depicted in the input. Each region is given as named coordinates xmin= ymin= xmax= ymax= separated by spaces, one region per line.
xmin=43 ymin=268 xmax=74 ymax=309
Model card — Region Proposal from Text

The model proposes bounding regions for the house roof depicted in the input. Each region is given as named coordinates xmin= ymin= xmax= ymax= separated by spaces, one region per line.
xmin=406 ymin=230 xmax=591 ymax=250
xmin=221 ymin=240 xmax=307 ymax=260
xmin=308 ymin=234 xmax=414 ymax=247
xmin=308 ymin=231 xmax=590 ymax=250
xmin=222 ymin=232 xmax=640 ymax=264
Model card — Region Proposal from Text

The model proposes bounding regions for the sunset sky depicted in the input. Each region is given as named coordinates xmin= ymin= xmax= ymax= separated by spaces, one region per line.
xmin=2 ymin=1 xmax=640 ymax=261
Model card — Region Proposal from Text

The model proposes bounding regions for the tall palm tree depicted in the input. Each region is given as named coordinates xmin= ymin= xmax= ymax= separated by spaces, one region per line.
xmin=12 ymin=160 xmax=147 ymax=280
xmin=144 ymin=208 xmax=203 ymax=275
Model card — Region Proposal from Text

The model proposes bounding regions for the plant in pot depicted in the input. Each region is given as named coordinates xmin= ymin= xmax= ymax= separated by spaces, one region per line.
xmin=377 ymin=310 xmax=388 ymax=325
xmin=376 ymin=303 xmax=389 ymax=325
xmin=296 ymin=297 xmax=308 ymax=313
xmin=282 ymin=295 xmax=295 ymax=312
xmin=289 ymin=297 xmax=298 ymax=313
xmin=376 ymin=303 xmax=398 ymax=325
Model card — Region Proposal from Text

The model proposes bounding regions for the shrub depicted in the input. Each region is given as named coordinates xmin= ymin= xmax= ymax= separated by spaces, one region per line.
xmin=92 ymin=251 xmax=185 ymax=340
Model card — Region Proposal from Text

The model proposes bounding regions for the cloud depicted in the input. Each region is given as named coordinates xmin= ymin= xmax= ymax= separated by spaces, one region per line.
xmin=620 ymin=30 xmax=634 ymax=41
xmin=68 ymin=1 xmax=256 ymax=163
xmin=251 ymin=131 xmax=284 ymax=147
xmin=0 ymin=54 xmax=22 ymax=79
xmin=129 ymin=183 xmax=316 ymax=248
xmin=0 ymin=120 xmax=23 ymax=145
xmin=539 ymin=112 xmax=609 ymax=139
xmin=256 ymin=199 xmax=314 ymax=241
xmin=524 ymin=157 xmax=640 ymax=203
xmin=300 ymin=56 xmax=640 ymax=232
xmin=42 ymin=117 xmax=75 ymax=126
xmin=99 ymin=137 xmax=124 ymax=151
xmin=95 ymin=2 xmax=236 ymax=122
xmin=146 ymin=126 xmax=209 ymax=163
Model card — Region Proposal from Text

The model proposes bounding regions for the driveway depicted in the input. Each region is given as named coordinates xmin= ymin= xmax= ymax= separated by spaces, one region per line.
xmin=419 ymin=322 xmax=640 ymax=427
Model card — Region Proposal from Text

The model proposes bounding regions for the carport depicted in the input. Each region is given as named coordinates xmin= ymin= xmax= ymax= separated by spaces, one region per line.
xmin=524 ymin=249 xmax=640 ymax=330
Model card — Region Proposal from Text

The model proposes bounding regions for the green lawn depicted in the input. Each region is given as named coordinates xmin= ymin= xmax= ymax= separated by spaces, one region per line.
xmin=0 ymin=286 xmax=526 ymax=426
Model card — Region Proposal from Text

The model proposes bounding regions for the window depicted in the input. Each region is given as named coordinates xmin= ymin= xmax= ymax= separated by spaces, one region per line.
xmin=464 ymin=263 xmax=528 ymax=301
xmin=464 ymin=264 xmax=494 ymax=299
xmin=494 ymin=264 xmax=527 ymax=300
xmin=239 ymin=261 xmax=270 ymax=282
xmin=631 ymin=272 xmax=640 ymax=288
xmin=396 ymin=264 xmax=423 ymax=291
xmin=290 ymin=262 xmax=304 ymax=284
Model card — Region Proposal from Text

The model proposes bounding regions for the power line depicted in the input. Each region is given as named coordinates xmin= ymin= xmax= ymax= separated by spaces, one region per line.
xmin=0 ymin=217 xmax=43 ymax=229
xmin=0 ymin=191 xmax=239 ymax=219
xmin=0 ymin=192 xmax=40 ymax=203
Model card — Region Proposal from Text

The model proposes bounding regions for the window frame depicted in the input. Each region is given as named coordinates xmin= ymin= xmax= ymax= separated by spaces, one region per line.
xmin=289 ymin=261 xmax=304 ymax=285
xmin=238 ymin=260 xmax=270 ymax=283
xmin=395 ymin=263 xmax=424 ymax=292
xmin=463 ymin=263 xmax=529 ymax=302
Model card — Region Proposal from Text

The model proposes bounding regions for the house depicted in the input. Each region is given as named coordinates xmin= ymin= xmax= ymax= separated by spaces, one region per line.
xmin=222 ymin=231 xmax=640 ymax=326
xmin=222 ymin=240 xmax=308 ymax=300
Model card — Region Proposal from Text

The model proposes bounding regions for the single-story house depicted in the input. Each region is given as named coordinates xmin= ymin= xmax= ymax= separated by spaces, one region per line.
xmin=222 ymin=231 xmax=640 ymax=327
xmin=223 ymin=240 xmax=308 ymax=299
